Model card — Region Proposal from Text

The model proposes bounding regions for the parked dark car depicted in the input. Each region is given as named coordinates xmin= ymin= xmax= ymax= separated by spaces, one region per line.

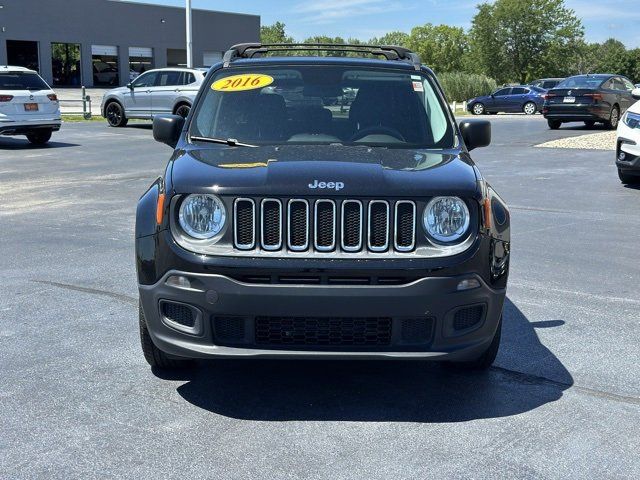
xmin=136 ymin=43 xmax=510 ymax=372
xmin=467 ymin=85 xmax=545 ymax=115
xmin=543 ymin=74 xmax=636 ymax=129
xmin=528 ymin=78 xmax=564 ymax=90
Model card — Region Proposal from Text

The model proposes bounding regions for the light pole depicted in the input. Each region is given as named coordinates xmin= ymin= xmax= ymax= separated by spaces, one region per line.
xmin=186 ymin=0 xmax=193 ymax=68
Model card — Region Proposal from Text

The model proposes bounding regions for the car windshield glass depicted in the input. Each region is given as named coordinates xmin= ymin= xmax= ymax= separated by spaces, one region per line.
xmin=0 ymin=72 xmax=50 ymax=90
xmin=557 ymin=77 xmax=605 ymax=89
xmin=191 ymin=65 xmax=454 ymax=149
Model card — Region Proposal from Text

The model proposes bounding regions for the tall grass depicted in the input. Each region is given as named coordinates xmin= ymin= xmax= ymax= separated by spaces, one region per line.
xmin=438 ymin=72 xmax=498 ymax=102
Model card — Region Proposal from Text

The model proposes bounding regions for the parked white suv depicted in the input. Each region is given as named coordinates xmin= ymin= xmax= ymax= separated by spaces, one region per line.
xmin=616 ymin=87 xmax=640 ymax=185
xmin=0 ymin=66 xmax=61 ymax=145
xmin=101 ymin=68 xmax=206 ymax=127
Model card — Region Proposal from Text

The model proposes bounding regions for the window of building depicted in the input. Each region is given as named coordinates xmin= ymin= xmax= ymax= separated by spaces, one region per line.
xmin=51 ymin=42 xmax=81 ymax=86
xmin=6 ymin=40 xmax=39 ymax=72
xmin=167 ymin=49 xmax=187 ymax=67
xmin=203 ymin=51 xmax=222 ymax=67
xmin=92 ymin=45 xmax=119 ymax=86
xmin=129 ymin=47 xmax=153 ymax=82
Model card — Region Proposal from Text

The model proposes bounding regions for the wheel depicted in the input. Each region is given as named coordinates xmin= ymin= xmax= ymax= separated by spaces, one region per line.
xmin=618 ymin=168 xmax=640 ymax=185
xmin=547 ymin=119 xmax=561 ymax=130
xmin=26 ymin=130 xmax=52 ymax=145
xmin=584 ymin=120 xmax=595 ymax=129
xmin=139 ymin=301 xmax=193 ymax=370
xmin=105 ymin=101 xmax=128 ymax=127
xmin=174 ymin=103 xmax=191 ymax=119
xmin=523 ymin=101 xmax=537 ymax=115
xmin=445 ymin=315 xmax=502 ymax=371
xmin=472 ymin=103 xmax=485 ymax=115
xmin=605 ymin=106 xmax=620 ymax=130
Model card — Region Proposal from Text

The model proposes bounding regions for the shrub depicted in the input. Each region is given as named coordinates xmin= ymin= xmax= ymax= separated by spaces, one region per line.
xmin=437 ymin=72 xmax=498 ymax=102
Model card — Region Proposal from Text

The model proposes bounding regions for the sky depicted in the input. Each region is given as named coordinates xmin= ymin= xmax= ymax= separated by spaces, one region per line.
xmin=125 ymin=0 xmax=640 ymax=48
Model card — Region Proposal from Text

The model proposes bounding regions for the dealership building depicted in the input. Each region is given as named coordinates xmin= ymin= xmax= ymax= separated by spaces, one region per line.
xmin=0 ymin=0 xmax=260 ymax=87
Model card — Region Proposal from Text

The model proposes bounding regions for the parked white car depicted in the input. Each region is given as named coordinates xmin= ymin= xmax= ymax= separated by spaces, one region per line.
xmin=101 ymin=68 xmax=206 ymax=127
xmin=616 ymin=87 xmax=640 ymax=184
xmin=0 ymin=66 xmax=61 ymax=145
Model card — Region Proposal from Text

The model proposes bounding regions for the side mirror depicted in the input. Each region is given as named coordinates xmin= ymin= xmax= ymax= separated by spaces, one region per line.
xmin=153 ymin=115 xmax=185 ymax=148
xmin=632 ymin=88 xmax=640 ymax=100
xmin=459 ymin=120 xmax=491 ymax=151
xmin=127 ymin=83 xmax=134 ymax=90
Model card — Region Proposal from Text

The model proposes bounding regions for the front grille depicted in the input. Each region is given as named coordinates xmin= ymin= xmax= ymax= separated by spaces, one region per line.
xmin=400 ymin=317 xmax=434 ymax=344
xmin=161 ymin=302 xmax=195 ymax=327
xmin=255 ymin=316 xmax=392 ymax=347
xmin=233 ymin=198 xmax=416 ymax=254
xmin=213 ymin=316 xmax=246 ymax=342
xmin=453 ymin=305 xmax=485 ymax=331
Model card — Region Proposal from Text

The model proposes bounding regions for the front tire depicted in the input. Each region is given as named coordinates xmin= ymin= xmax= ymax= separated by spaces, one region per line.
xmin=174 ymin=103 xmax=191 ymax=119
xmin=105 ymin=101 xmax=128 ymax=127
xmin=26 ymin=129 xmax=52 ymax=145
xmin=605 ymin=106 xmax=620 ymax=130
xmin=547 ymin=119 xmax=561 ymax=130
xmin=445 ymin=316 xmax=502 ymax=371
xmin=618 ymin=168 xmax=640 ymax=185
xmin=139 ymin=301 xmax=193 ymax=370
xmin=523 ymin=101 xmax=537 ymax=115
xmin=472 ymin=103 xmax=485 ymax=115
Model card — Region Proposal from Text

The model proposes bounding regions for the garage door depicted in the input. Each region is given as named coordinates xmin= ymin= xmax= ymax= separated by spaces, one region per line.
xmin=129 ymin=47 xmax=153 ymax=58
xmin=203 ymin=51 xmax=222 ymax=67
xmin=92 ymin=45 xmax=118 ymax=56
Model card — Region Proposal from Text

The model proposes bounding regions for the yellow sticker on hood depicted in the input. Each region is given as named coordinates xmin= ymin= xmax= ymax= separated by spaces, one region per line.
xmin=212 ymin=74 xmax=274 ymax=92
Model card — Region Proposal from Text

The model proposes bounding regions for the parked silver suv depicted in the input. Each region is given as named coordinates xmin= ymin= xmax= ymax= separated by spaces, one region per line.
xmin=101 ymin=68 xmax=206 ymax=127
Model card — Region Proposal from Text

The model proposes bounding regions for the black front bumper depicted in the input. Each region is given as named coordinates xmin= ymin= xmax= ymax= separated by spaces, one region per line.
xmin=139 ymin=270 xmax=505 ymax=360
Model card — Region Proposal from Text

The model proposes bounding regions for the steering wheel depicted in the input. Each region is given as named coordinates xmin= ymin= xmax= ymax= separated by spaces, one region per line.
xmin=349 ymin=126 xmax=406 ymax=142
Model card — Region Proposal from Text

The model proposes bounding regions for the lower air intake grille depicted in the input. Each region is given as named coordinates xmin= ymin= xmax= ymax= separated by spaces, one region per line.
xmin=255 ymin=316 xmax=392 ymax=347
xmin=453 ymin=305 xmax=485 ymax=331
xmin=213 ymin=316 xmax=246 ymax=342
xmin=161 ymin=302 xmax=195 ymax=328
xmin=400 ymin=317 xmax=434 ymax=344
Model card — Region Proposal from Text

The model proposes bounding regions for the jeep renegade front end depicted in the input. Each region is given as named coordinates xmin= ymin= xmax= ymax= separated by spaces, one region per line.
xmin=136 ymin=44 xmax=510 ymax=371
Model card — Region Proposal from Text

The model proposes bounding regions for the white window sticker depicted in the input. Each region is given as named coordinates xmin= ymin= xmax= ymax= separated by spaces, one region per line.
xmin=412 ymin=81 xmax=424 ymax=92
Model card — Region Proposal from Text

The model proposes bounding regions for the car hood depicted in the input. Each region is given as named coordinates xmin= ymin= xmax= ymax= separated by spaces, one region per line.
xmin=169 ymin=145 xmax=480 ymax=198
xmin=628 ymin=99 xmax=640 ymax=115
xmin=105 ymin=86 xmax=129 ymax=95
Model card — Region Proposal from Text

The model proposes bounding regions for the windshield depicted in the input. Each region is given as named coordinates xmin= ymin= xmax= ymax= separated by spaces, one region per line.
xmin=191 ymin=65 xmax=454 ymax=149
xmin=557 ymin=76 xmax=605 ymax=89
xmin=0 ymin=72 xmax=50 ymax=90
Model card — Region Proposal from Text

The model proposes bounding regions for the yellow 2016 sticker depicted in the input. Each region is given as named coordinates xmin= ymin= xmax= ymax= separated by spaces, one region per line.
xmin=212 ymin=74 xmax=274 ymax=92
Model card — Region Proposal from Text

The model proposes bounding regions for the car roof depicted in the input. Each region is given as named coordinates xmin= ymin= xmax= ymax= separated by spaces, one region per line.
xmin=144 ymin=67 xmax=205 ymax=74
xmin=225 ymin=56 xmax=417 ymax=71
xmin=0 ymin=65 xmax=38 ymax=74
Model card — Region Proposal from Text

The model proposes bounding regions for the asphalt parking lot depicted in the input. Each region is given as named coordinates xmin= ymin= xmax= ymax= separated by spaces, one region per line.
xmin=1 ymin=116 xmax=639 ymax=479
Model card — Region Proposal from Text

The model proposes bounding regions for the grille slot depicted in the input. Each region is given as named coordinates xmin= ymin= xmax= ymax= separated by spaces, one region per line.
xmin=161 ymin=301 xmax=195 ymax=328
xmin=368 ymin=201 xmax=390 ymax=251
xmin=341 ymin=200 xmax=363 ymax=251
xmin=287 ymin=199 xmax=309 ymax=251
xmin=261 ymin=199 xmax=282 ymax=250
xmin=453 ymin=305 xmax=485 ymax=331
xmin=314 ymin=200 xmax=336 ymax=251
xmin=395 ymin=201 xmax=416 ymax=251
xmin=234 ymin=198 xmax=256 ymax=249
xmin=255 ymin=316 xmax=392 ymax=347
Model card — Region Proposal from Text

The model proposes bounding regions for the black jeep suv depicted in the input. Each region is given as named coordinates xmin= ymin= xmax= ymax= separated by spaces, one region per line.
xmin=136 ymin=43 xmax=510 ymax=371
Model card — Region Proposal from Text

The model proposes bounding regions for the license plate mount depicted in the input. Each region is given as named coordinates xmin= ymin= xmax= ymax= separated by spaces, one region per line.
xmin=563 ymin=96 xmax=576 ymax=104
xmin=24 ymin=103 xmax=39 ymax=111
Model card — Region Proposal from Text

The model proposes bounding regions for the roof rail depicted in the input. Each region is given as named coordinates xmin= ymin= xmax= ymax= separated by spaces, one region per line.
xmin=222 ymin=43 xmax=422 ymax=70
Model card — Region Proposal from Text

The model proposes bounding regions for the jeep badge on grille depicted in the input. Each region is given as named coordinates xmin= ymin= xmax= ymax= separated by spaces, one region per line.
xmin=308 ymin=180 xmax=345 ymax=191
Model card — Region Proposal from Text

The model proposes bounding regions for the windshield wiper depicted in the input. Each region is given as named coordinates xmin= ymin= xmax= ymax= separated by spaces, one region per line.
xmin=190 ymin=135 xmax=257 ymax=147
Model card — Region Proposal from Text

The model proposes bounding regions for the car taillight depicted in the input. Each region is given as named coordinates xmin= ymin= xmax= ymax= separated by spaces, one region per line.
xmin=47 ymin=94 xmax=58 ymax=101
xmin=543 ymin=94 xmax=555 ymax=100
xmin=0 ymin=95 xmax=13 ymax=102
xmin=584 ymin=93 xmax=603 ymax=101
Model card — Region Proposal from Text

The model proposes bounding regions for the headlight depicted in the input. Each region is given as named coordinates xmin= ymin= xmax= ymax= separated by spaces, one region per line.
xmin=423 ymin=196 xmax=470 ymax=243
xmin=178 ymin=194 xmax=226 ymax=239
xmin=623 ymin=111 xmax=640 ymax=129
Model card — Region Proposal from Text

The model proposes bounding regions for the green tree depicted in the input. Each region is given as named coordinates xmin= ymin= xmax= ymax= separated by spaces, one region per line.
xmin=369 ymin=31 xmax=410 ymax=47
xmin=406 ymin=23 xmax=469 ymax=74
xmin=469 ymin=0 xmax=583 ymax=83
xmin=301 ymin=36 xmax=348 ymax=56
xmin=260 ymin=22 xmax=293 ymax=44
